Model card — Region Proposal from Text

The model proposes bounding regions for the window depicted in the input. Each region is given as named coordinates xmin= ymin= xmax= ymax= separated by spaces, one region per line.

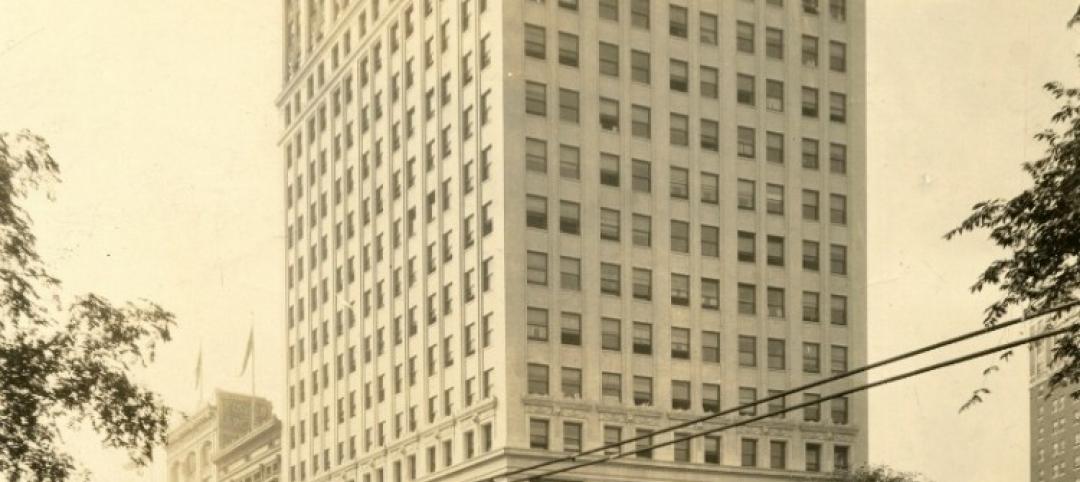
xmin=766 ymin=184 xmax=784 ymax=215
xmin=736 ymin=21 xmax=754 ymax=53
xmin=632 ymin=105 xmax=652 ymax=138
xmin=831 ymin=0 xmax=847 ymax=21
xmin=802 ymin=291 xmax=820 ymax=323
xmin=562 ymin=367 xmax=582 ymax=398
xmin=803 ymin=240 xmax=820 ymax=271
xmin=705 ymin=436 xmax=722 ymax=464
xmin=830 ymin=244 xmax=848 ymax=275
xmin=802 ymin=34 xmax=819 ymax=67
xmin=602 ymin=373 xmax=622 ymax=403
xmin=672 ymin=380 xmax=691 ymax=410
xmin=601 ymin=263 xmax=621 ymax=296
xmin=671 ymin=327 xmax=690 ymax=358
xmin=670 ymin=221 xmax=690 ymax=254
xmin=830 ymin=194 xmax=848 ymax=225
xmin=701 ymin=174 xmax=719 ymax=204
xmin=738 ymin=335 xmax=757 ymax=367
xmin=558 ymin=32 xmax=579 ymax=67
xmin=739 ymin=387 xmax=757 ymax=416
xmin=669 ymin=59 xmax=689 ymax=92
xmin=789 ymin=146 xmax=814 ymax=177
xmin=702 ymin=331 xmax=721 ymax=363
xmin=802 ymin=189 xmax=820 ymax=221
xmin=670 ymin=167 xmax=689 ymax=199
xmin=632 ymin=268 xmax=652 ymax=301
xmin=767 ymin=338 xmax=786 ymax=370
xmin=803 ymin=393 xmax=821 ymax=421
xmin=805 ymin=443 xmax=822 ymax=472
xmin=701 ymin=66 xmax=719 ymax=98
xmin=831 ymin=295 xmax=848 ymax=325
xmin=741 ymin=439 xmax=758 ymax=467
xmin=738 ymin=230 xmax=756 ymax=261
xmin=830 ymin=92 xmax=847 ymax=123
xmin=632 ymin=214 xmax=651 ymax=247
xmin=560 ymin=256 xmax=581 ymax=290
xmin=529 ymin=419 xmax=549 ymax=449
xmin=703 ymin=383 xmax=721 ymax=412
xmin=738 ymin=283 xmax=756 ymax=315
xmin=767 ymin=287 xmax=785 ymax=318
xmin=561 ymin=312 xmax=582 ymax=345
xmin=599 ymin=97 xmax=620 ymax=131
xmin=600 ymin=153 xmax=620 ymax=186
xmin=770 ymin=441 xmax=787 ymax=469
xmin=673 ymin=433 xmax=691 ymax=462
xmin=527 ymin=307 xmax=549 ymax=341
xmin=630 ymin=0 xmax=650 ymax=29
xmin=700 ymin=12 xmax=718 ymax=45
xmin=560 ymin=200 xmax=581 ymax=235
xmin=560 ymin=144 xmax=580 ymax=180
xmin=803 ymin=343 xmax=821 ymax=373
xmin=526 ymin=137 xmax=547 ymax=173
xmin=635 ymin=429 xmax=653 ymax=458
xmin=527 ymin=364 xmax=549 ymax=395
xmin=767 ymin=235 xmax=785 ymax=266
xmin=527 ymin=251 xmax=548 ymax=285
xmin=632 ymin=322 xmax=652 ymax=354
xmin=525 ymin=24 xmax=546 ymax=59
xmin=599 ymin=42 xmax=620 ymax=77
xmin=765 ymin=79 xmax=785 ymax=113
xmin=701 ymin=119 xmax=719 ymax=151
xmin=702 ymin=278 xmax=720 ymax=309
xmin=802 ymin=87 xmax=819 ymax=118
xmin=601 ymin=318 xmax=621 ymax=350
xmin=563 ymin=422 xmax=583 ymax=452
xmin=803 ymin=0 xmax=820 ymax=14
xmin=737 ymin=179 xmax=756 ymax=210
xmin=596 ymin=209 xmax=620 ymax=242
xmin=559 ymin=89 xmax=580 ymax=123
xmin=737 ymin=74 xmax=755 ymax=106
xmin=669 ymin=5 xmax=688 ymax=37
xmin=559 ymin=0 xmax=579 ymax=10
xmin=525 ymin=82 xmax=547 ymax=116
xmin=765 ymin=27 xmax=783 ymax=59
xmin=735 ymin=127 xmax=761 ymax=161
xmin=632 ymin=159 xmax=651 ymax=192
xmin=633 ymin=376 xmax=653 ymax=406
xmin=599 ymin=0 xmax=619 ymax=20
xmin=631 ymin=50 xmax=650 ymax=83
xmin=830 ymin=41 xmax=847 ymax=72
xmin=526 ymin=194 xmax=547 ymax=229
xmin=830 ymin=143 xmax=848 ymax=174
xmin=831 ymin=345 xmax=849 ymax=374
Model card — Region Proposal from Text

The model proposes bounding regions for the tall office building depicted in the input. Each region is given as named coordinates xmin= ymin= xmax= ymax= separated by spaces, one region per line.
xmin=278 ymin=0 xmax=866 ymax=481
xmin=1029 ymin=312 xmax=1080 ymax=482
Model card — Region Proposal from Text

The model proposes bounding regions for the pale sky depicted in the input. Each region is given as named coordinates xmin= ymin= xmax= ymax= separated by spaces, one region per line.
xmin=0 ymin=1 xmax=1077 ymax=481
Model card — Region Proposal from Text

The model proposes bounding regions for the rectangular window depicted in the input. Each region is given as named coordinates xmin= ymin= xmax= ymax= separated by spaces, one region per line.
xmin=631 ymin=0 xmax=650 ymax=29
xmin=830 ymin=41 xmax=847 ymax=72
xmin=802 ymin=34 xmax=819 ymax=67
xmin=671 ymin=327 xmax=690 ymax=359
xmin=600 ymin=153 xmax=620 ymax=186
xmin=737 ymin=179 xmax=755 ymax=210
xmin=766 ymin=131 xmax=784 ymax=163
xmin=525 ymin=24 xmax=546 ymax=59
xmin=766 ymin=183 xmax=784 ymax=215
xmin=632 ymin=105 xmax=652 ymax=138
xmin=603 ymin=425 xmax=622 ymax=454
xmin=802 ymin=291 xmax=820 ymax=323
xmin=560 ymin=144 xmax=580 ymax=180
xmin=737 ymin=74 xmax=755 ymax=106
xmin=527 ymin=364 xmax=549 ymax=395
xmin=802 ymin=87 xmax=819 ymax=117
xmin=601 ymin=263 xmax=621 ymax=296
xmin=601 ymin=318 xmax=621 ymax=351
xmin=526 ymin=137 xmax=547 ymax=173
xmin=703 ymin=383 xmax=721 ymax=412
xmin=560 ymin=200 xmax=581 ymax=235
xmin=737 ymin=231 xmax=756 ymax=263
xmin=765 ymin=79 xmax=784 ymax=112
xmin=804 ymin=393 xmax=822 ymax=421
xmin=529 ymin=418 xmax=549 ymax=449
xmin=701 ymin=173 xmax=719 ymax=204
xmin=669 ymin=167 xmax=689 ymax=199
xmin=526 ymin=81 xmax=547 ymax=116
xmin=741 ymin=439 xmax=758 ymax=467
xmin=802 ymin=189 xmax=820 ymax=221
xmin=632 ymin=321 xmax=652 ymax=355
xmin=561 ymin=312 xmax=582 ymax=345
xmin=527 ymin=251 xmax=548 ymax=285
xmin=702 ymin=278 xmax=720 ymax=309
xmin=599 ymin=42 xmax=620 ymax=77
xmin=705 ymin=436 xmax=722 ymax=464
xmin=766 ymin=236 xmax=785 ymax=267
xmin=602 ymin=372 xmax=622 ymax=403
xmin=669 ymin=59 xmax=689 ymax=92
xmin=600 ymin=208 xmax=621 ymax=242
xmin=830 ymin=143 xmax=848 ymax=174
xmin=635 ymin=429 xmax=653 ymax=459
xmin=633 ymin=376 xmax=653 ymax=406
xmin=701 ymin=66 xmax=719 ymax=98
xmin=831 ymin=345 xmax=849 ymax=374
xmin=701 ymin=119 xmax=719 ymax=151
xmin=835 ymin=445 xmax=851 ymax=471
xmin=770 ymin=441 xmax=787 ymax=469
xmin=630 ymin=49 xmax=650 ymax=83
xmin=803 ymin=240 xmax=820 ymax=271
xmin=672 ymin=380 xmax=691 ymax=410
xmin=600 ymin=0 xmax=619 ymax=20
xmin=670 ymin=221 xmax=690 ymax=254
xmin=674 ymin=433 xmax=691 ymax=462
xmin=738 ymin=283 xmax=757 ymax=315
xmin=738 ymin=335 xmax=757 ymax=367
xmin=737 ymin=126 xmax=756 ymax=159
xmin=558 ymin=32 xmax=579 ymax=67
xmin=702 ymin=332 xmax=721 ymax=363
xmin=632 ymin=159 xmax=651 ymax=192
xmin=526 ymin=194 xmax=547 ymax=229
xmin=806 ymin=443 xmax=822 ymax=472
xmin=632 ymin=268 xmax=652 ymax=301
xmin=560 ymin=256 xmax=581 ymax=290
xmin=767 ymin=338 xmax=786 ymax=370
xmin=831 ymin=0 xmax=847 ymax=20
xmin=765 ymin=27 xmax=783 ymax=59
xmin=802 ymin=138 xmax=820 ymax=169
xmin=559 ymin=89 xmax=580 ymax=123
xmin=739 ymin=387 xmax=757 ymax=416
xmin=736 ymin=21 xmax=754 ymax=53
xmin=563 ymin=421 xmax=583 ymax=452
xmin=830 ymin=193 xmax=848 ymax=225
xmin=599 ymin=97 xmax=620 ymax=131
xmin=830 ymin=92 xmax=847 ymax=123
xmin=632 ymin=214 xmax=651 ymax=247
xmin=669 ymin=5 xmax=688 ymax=37
xmin=561 ymin=367 xmax=582 ymax=398
xmin=527 ymin=307 xmax=549 ymax=342
xmin=803 ymin=342 xmax=821 ymax=373
xmin=831 ymin=295 xmax=848 ymax=325
xmin=830 ymin=244 xmax=848 ymax=275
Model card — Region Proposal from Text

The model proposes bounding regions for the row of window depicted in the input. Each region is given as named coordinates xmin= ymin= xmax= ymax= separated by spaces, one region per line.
xmin=529 ymin=417 xmax=851 ymax=472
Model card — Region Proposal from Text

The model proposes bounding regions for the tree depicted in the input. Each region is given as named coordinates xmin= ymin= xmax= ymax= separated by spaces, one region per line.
xmin=945 ymin=12 xmax=1080 ymax=396
xmin=0 ymin=131 xmax=175 ymax=481
xmin=836 ymin=464 xmax=928 ymax=482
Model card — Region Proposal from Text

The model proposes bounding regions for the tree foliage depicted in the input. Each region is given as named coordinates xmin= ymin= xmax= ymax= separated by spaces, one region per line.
xmin=836 ymin=465 xmax=928 ymax=482
xmin=0 ymin=131 xmax=175 ymax=481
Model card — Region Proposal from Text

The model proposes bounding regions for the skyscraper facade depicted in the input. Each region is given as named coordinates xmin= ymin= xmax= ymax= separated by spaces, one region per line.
xmin=1030 ymin=312 xmax=1080 ymax=482
xmin=278 ymin=1 xmax=867 ymax=481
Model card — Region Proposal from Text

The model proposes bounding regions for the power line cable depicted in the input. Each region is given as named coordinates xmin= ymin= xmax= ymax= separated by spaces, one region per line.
xmin=505 ymin=319 xmax=1078 ymax=482
xmin=487 ymin=300 xmax=1080 ymax=482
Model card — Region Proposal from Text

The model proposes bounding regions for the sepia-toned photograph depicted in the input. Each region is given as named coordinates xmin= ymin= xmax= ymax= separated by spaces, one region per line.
xmin=1 ymin=1 xmax=1079 ymax=481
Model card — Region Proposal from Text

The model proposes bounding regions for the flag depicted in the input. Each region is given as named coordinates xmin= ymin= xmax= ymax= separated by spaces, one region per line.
xmin=239 ymin=325 xmax=254 ymax=376
xmin=194 ymin=347 xmax=203 ymax=390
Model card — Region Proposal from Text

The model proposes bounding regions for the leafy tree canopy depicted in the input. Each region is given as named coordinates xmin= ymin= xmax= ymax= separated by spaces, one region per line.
xmin=837 ymin=465 xmax=929 ymax=482
xmin=0 ymin=131 xmax=174 ymax=481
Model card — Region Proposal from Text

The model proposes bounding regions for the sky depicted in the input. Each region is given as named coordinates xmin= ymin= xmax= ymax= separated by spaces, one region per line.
xmin=0 ymin=1 xmax=1078 ymax=481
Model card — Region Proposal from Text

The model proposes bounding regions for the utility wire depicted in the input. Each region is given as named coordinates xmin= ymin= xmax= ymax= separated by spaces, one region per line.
xmin=488 ymin=300 xmax=1080 ymax=482
xmin=505 ymin=319 xmax=1078 ymax=482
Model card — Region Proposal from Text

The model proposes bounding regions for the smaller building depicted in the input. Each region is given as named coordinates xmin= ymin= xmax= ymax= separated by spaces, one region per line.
xmin=165 ymin=390 xmax=277 ymax=482
xmin=214 ymin=417 xmax=282 ymax=482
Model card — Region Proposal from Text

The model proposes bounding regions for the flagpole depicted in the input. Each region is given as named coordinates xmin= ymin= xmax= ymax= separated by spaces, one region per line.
xmin=250 ymin=322 xmax=256 ymax=431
